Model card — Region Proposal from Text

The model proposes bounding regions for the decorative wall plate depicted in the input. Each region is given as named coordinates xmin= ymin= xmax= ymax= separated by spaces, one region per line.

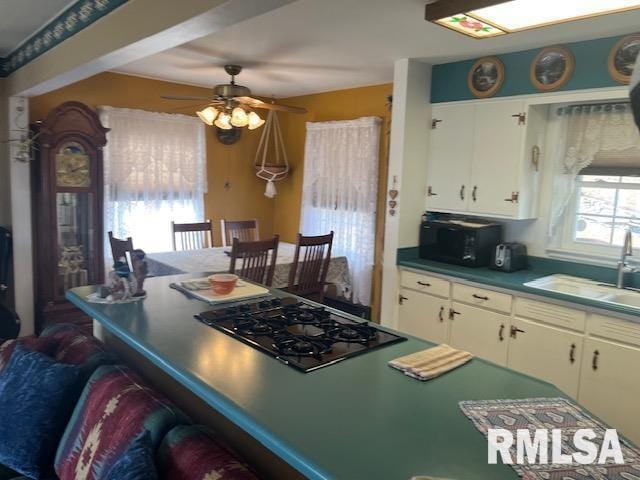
xmin=608 ymin=34 xmax=640 ymax=85
xmin=530 ymin=46 xmax=575 ymax=92
xmin=468 ymin=57 xmax=505 ymax=99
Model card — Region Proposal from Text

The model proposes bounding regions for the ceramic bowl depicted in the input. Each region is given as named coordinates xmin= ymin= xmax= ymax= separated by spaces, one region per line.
xmin=208 ymin=273 xmax=238 ymax=295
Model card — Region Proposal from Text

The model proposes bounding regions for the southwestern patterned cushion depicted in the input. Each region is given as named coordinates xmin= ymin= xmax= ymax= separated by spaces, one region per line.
xmin=55 ymin=364 xmax=185 ymax=480
xmin=40 ymin=324 xmax=117 ymax=376
xmin=157 ymin=425 xmax=258 ymax=480
xmin=0 ymin=336 xmax=59 ymax=375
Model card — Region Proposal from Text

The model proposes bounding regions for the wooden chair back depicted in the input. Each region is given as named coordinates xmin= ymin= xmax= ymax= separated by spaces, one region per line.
xmin=287 ymin=231 xmax=333 ymax=302
xmin=172 ymin=220 xmax=213 ymax=251
xmin=229 ymin=236 xmax=279 ymax=286
xmin=108 ymin=231 xmax=134 ymax=265
xmin=220 ymin=219 xmax=259 ymax=248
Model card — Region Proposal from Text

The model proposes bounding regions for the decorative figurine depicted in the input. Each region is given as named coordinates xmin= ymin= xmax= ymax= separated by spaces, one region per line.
xmin=104 ymin=260 xmax=134 ymax=301
xmin=131 ymin=249 xmax=148 ymax=297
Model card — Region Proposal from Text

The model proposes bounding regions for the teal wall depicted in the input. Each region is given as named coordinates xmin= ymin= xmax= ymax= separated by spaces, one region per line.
xmin=431 ymin=34 xmax=630 ymax=103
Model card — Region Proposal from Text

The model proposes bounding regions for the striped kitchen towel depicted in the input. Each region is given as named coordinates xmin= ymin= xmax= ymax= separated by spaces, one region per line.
xmin=388 ymin=344 xmax=473 ymax=381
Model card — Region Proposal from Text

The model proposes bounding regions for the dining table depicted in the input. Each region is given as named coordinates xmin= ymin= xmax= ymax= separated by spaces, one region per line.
xmin=145 ymin=242 xmax=351 ymax=291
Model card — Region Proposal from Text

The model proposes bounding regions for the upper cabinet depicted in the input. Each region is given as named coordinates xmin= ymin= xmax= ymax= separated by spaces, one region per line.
xmin=426 ymin=99 xmax=548 ymax=219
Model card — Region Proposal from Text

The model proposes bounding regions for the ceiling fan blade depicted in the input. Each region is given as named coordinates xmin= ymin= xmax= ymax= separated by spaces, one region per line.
xmin=235 ymin=96 xmax=307 ymax=114
xmin=169 ymin=102 xmax=212 ymax=111
xmin=161 ymin=95 xmax=211 ymax=101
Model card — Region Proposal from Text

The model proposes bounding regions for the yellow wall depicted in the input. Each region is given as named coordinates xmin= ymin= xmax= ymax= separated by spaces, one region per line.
xmin=275 ymin=84 xmax=393 ymax=242
xmin=29 ymin=72 xmax=274 ymax=246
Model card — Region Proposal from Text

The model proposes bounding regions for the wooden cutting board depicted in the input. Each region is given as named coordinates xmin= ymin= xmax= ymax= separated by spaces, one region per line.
xmin=172 ymin=278 xmax=270 ymax=304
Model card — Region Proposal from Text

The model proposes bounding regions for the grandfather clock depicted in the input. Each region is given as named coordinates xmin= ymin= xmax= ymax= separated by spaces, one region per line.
xmin=33 ymin=101 xmax=109 ymax=332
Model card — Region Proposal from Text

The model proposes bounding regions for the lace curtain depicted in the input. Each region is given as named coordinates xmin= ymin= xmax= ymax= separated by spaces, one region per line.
xmin=548 ymin=104 xmax=640 ymax=236
xmin=300 ymin=116 xmax=381 ymax=305
xmin=99 ymin=106 xmax=206 ymax=260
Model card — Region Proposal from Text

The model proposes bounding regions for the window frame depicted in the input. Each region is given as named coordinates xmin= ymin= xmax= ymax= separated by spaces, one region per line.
xmin=560 ymin=175 xmax=640 ymax=258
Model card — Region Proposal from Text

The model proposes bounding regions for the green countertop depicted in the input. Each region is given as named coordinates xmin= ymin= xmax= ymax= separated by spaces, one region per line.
xmin=398 ymin=248 xmax=640 ymax=320
xmin=67 ymin=273 xmax=566 ymax=480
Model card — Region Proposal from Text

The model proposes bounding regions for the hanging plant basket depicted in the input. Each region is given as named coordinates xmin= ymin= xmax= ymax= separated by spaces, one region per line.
xmin=254 ymin=109 xmax=289 ymax=198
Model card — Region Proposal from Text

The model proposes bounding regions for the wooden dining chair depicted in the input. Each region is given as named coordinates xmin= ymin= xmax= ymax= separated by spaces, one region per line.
xmin=172 ymin=220 xmax=213 ymax=251
xmin=286 ymin=231 xmax=334 ymax=303
xmin=229 ymin=236 xmax=279 ymax=286
xmin=108 ymin=231 xmax=134 ymax=265
xmin=220 ymin=219 xmax=259 ymax=248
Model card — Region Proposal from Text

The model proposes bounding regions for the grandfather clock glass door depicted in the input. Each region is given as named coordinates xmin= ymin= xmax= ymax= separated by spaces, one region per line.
xmin=55 ymin=142 xmax=96 ymax=297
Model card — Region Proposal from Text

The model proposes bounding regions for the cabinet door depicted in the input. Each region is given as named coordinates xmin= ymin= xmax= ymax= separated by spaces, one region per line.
xmin=468 ymin=101 xmax=525 ymax=217
xmin=398 ymin=288 xmax=449 ymax=344
xmin=579 ymin=337 xmax=640 ymax=445
xmin=448 ymin=302 xmax=509 ymax=365
xmin=425 ymin=104 xmax=474 ymax=212
xmin=507 ymin=318 xmax=584 ymax=398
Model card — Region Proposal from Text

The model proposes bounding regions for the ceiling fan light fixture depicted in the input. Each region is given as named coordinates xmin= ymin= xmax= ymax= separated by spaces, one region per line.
xmin=247 ymin=111 xmax=265 ymax=130
xmin=214 ymin=112 xmax=233 ymax=130
xmin=196 ymin=106 xmax=218 ymax=126
xmin=230 ymin=107 xmax=249 ymax=127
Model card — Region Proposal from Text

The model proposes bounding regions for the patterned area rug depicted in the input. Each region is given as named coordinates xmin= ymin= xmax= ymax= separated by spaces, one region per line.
xmin=460 ymin=397 xmax=640 ymax=480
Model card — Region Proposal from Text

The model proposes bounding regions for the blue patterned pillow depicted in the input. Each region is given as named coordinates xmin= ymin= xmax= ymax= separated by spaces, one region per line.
xmin=0 ymin=344 xmax=82 ymax=479
xmin=105 ymin=431 xmax=157 ymax=480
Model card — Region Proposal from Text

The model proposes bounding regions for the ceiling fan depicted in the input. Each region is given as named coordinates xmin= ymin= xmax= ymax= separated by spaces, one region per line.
xmin=161 ymin=64 xmax=306 ymax=131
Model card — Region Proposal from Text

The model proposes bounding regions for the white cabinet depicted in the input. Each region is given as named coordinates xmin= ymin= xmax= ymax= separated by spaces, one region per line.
xmin=398 ymin=288 xmax=449 ymax=344
xmin=578 ymin=336 xmax=640 ymax=445
xmin=425 ymin=104 xmax=474 ymax=212
xmin=449 ymin=302 xmax=510 ymax=366
xmin=426 ymin=100 xmax=547 ymax=219
xmin=507 ymin=317 xmax=584 ymax=398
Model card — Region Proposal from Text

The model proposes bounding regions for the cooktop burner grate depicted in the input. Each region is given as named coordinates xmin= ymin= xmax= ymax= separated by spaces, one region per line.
xmin=197 ymin=296 xmax=406 ymax=372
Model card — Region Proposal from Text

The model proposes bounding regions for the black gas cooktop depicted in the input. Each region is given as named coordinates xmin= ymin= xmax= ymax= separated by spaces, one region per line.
xmin=196 ymin=296 xmax=406 ymax=372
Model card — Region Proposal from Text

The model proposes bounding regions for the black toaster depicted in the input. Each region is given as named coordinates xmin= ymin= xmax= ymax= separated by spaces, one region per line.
xmin=490 ymin=243 xmax=527 ymax=272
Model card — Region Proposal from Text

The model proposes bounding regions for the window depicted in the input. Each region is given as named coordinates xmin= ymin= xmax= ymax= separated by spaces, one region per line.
xmin=564 ymin=175 xmax=640 ymax=254
xmin=99 ymin=106 xmax=206 ymax=259
xmin=300 ymin=117 xmax=381 ymax=305
xmin=548 ymin=102 xmax=640 ymax=261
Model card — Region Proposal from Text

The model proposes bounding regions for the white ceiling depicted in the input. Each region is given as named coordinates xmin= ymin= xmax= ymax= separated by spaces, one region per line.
xmin=116 ymin=0 xmax=640 ymax=98
xmin=0 ymin=0 xmax=76 ymax=56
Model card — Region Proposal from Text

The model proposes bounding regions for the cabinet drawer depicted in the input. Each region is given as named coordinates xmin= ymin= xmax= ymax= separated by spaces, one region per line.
xmin=400 ymin=270 xmax=450 ymax=298
xmin=452 ymin=283 xmax=512 ymax=313
xmin=514 ymin=298 xmax=586 ymax=332
xmin=588 ymin=314 xmax=640 ymax=348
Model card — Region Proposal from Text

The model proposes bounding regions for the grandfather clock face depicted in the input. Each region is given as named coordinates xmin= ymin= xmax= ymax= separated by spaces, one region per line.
xmin=55 ymin=142 xmax=91 ymax=187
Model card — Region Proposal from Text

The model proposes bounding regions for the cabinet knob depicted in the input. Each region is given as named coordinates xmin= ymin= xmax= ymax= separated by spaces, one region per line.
xmin=459 ymin=185 xmax=465 ymax=201
xmin=438 ymin=306 xmax=444 ymax=322
xmin=569 ymin=343 xmax=576 ymax=364
xmin=417 ymin=281 xmax=431 ymax=287
xmin=498 ymin=324 xmax=505 ymax=342
xmin=592 ymin=350 xmax=600 ymax=371
xmin=472 ymin=186 xmax=477 ymax=202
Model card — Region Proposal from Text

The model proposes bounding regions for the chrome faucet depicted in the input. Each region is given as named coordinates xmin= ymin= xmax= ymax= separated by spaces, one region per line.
xmin=617 ymin=228 xmax=638 ymax=289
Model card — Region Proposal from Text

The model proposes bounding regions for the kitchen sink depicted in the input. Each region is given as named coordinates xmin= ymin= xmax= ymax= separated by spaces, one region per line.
xmin=524 ymin=274 xmax=640 ymax=311
xmin=601 ymin=293 xmax=640 ymax=308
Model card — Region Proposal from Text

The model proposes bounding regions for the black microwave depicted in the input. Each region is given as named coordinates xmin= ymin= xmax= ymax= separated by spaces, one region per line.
xmin=419 ymin=220 xmax=502 ymax=267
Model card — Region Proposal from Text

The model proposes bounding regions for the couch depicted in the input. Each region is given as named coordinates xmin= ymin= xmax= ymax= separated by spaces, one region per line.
xmin=0 ymin=325 xmax=260 ymax=480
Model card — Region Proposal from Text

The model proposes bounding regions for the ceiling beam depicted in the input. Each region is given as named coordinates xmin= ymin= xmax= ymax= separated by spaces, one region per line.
xmin=424 ymin=0 xmax=511 ymax=21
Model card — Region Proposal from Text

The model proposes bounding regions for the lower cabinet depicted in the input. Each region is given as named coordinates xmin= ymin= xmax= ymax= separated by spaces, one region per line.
xmin=398 ymin=288 xmax=449 ymax=344
xmin=507 ymin=317 xmax=584 ymax=398
xmin=578 ymin=337 xmax=640 ymax=445
xmin=448 ymin=302 xmax=510 ymax=366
